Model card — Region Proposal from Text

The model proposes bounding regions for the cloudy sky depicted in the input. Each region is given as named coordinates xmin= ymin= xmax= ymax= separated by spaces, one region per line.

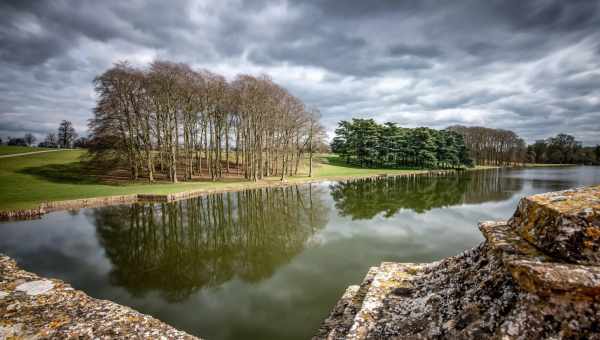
xmin=1 ymin=0 xmax=599 ymax=144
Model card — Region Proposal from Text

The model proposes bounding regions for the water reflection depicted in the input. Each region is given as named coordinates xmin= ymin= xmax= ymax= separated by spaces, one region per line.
xmin=92 ymin=185 xmax=329 ymax=301
xmin=330 ymin=170 xmax=523 ymax=219
xmin=1 ymin=167 xmax=599 ymax=340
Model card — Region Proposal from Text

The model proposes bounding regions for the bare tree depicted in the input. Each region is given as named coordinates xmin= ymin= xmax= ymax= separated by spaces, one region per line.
xmin=24 ymin=133 xmax=36 ymax=146
xmin=43 ymin=133 xmax=58 ymax=147
xmin=58 ymin=120 xmax=78 ymax=148
xmin=89 ymin=60 xmax=324 ymax=183
xmin=307 ymin=108 xmax=325 ymax=177
xmin=447 ymin=125 xmax=527 ymax=165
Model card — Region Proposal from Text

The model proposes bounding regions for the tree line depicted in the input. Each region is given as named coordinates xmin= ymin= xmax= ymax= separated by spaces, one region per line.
xmin=38 ymin=120 xmax=83 ymax=148
xmin=89 ymin=61 xmax=325 ymax=182
xmin=1 ymin=120 xmax=82 ymax=148
xmin=331 ymin=118 xmax=472 ymax=169
xmin=446 ymin=125 xmax=527 ymax=166
xmin=529 ymin=133 xmax=600 ymax=165
xmin=2 ymin=133 xmax=37 ymax=147
xmin=448 ymin=126 xmax=600 ymax=165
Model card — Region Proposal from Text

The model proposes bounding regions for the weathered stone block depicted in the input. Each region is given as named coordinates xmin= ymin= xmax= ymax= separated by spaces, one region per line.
xmin=478 ymin=221 xmax=552 ymax=263
xmin=509 ymin=185 xmax=600 ymax=265
xmin=507 ymin=259 xmax=600 ymax=298
xmin=346 ymin=262 xmax=423 ymax=340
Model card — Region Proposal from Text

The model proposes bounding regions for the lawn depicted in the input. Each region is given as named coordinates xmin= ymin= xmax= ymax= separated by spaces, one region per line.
xmin=0 ymin=150 xmax=251 ymax=211
xmin=0 ymin=145 xmax=53 ymax=156
xmin=310 ymin=154 xmax=427 ymax=177
xmin=0 ymin=150 xmax=433 ymax=211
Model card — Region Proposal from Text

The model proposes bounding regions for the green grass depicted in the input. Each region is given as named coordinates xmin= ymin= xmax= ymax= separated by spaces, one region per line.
xmin=0 ymin=151 xmax=458 ymax=211
xmin=0 ymin=150 xmax=251 ymax=211
xmin=310 ymin=154 xmax=427 ymax=177
xmin=0 ymin=145 xmax=52 ymax=156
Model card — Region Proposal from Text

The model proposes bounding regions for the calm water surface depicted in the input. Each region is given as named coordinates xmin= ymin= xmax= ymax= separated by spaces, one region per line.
xmin=1 ymin=167 xmax=599 ymax=339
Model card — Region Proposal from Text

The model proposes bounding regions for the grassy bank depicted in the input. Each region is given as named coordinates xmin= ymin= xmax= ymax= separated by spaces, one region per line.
xmin=0 ymin=151 xmax=429 ymax=211
xmin=3 ymin=150 xmax=575 ymax=212
xmin=518 ymin=163 xmax=575 ymax=168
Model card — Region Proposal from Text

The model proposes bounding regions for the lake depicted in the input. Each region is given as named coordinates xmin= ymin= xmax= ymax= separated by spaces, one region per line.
xmin=1 ymin=166 xmax=599 ymax=339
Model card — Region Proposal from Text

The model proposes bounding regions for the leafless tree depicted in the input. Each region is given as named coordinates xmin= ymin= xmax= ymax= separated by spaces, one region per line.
xmin=89 ymin=60 xmax=324 ymax=183
xmin=447 ymin=125 xmax=527 ymax=165
xmin=24 ymin=133 xmax=36 ymax=146
xmin=58 ymin=120 xmax=78 ymax=148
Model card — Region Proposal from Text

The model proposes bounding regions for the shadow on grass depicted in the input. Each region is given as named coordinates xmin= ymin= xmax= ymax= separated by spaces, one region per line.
xmin=19 ymin=162 xmax=101 ymax=185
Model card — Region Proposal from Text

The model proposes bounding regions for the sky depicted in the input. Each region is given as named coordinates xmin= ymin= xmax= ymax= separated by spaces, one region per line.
xmin=1 ymin=0 xmax=599 ymax=145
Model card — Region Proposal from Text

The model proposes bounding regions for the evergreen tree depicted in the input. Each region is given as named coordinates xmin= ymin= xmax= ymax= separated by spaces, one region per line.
xmin=331 ymin=119 xmax=473 ymax=169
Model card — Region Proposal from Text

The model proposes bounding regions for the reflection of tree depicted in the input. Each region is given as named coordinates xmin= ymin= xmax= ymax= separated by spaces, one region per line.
xmin=461 ymin=169 xmax=522 ymax=204
xmin=330 ymin=170 xmax=522 ymax=219
xmin=92 ymin=184 xmax=329 ymax=302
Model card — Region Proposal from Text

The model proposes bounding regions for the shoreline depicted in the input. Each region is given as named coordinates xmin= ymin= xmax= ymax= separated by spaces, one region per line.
xmin=0 ymin=163 xmax=580 ymax=221
xmin=0 ymin=169 xmax=462 ymax=221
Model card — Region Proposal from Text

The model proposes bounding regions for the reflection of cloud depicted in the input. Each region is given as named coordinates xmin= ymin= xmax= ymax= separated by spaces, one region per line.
xmin=0 ymin=211 xmax=112 ymax=275
xmin=1 ymin=167 xmax=599 ymax=339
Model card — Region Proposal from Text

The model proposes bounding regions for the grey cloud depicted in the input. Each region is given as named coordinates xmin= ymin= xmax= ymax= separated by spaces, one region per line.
xmin=388 ymin=44 xmax=443 ymax=59
xmin=0 ymin=0 xmax=599 ymax=144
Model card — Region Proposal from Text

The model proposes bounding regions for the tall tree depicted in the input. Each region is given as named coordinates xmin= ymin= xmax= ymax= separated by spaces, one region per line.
xmin=43 ymin=133 xmax=58 ymax=147
xmin=332 ymin=119 xmax=471 ymax=169
xmin=527 ymin=134 xmax=597 ymax=165
xmin=57 ymin=120 xmax=77 ymax=148
xmin=447 ymin=125 xmax=527 ymax=165
xmin=89 ymin=60 xmax=324 ymax=182
xmin=24 ymin=133 xmax=36 ymax=146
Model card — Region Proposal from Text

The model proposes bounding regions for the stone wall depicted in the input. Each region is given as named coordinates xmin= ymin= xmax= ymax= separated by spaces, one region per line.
xmin=315 ymin=185 xmax=600 ymax=339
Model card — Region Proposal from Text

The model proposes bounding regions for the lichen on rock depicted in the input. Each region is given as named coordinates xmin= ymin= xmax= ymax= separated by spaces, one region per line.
xmin=0 ymin=255 xmax=199 ymax=339
xmin=509 ymin=185 xmax=600 ymax=265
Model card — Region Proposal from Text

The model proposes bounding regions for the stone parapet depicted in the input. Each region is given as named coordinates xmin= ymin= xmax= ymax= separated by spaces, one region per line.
xmin=316 ymin=185 xmax=600 ymax=339
xmin=0 ymin=255 xmax=198 ymax=339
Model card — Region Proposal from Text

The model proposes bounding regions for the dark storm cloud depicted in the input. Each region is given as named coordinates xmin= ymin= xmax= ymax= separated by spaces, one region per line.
xmin=0 ymin=0 xmax=599 ymax=144
xmin=388 ymin=44 xmax=443 ymax=59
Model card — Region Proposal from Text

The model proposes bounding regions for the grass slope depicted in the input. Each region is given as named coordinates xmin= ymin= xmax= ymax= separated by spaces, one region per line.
xmin=0 ymin=151 xmax=425 ymax=211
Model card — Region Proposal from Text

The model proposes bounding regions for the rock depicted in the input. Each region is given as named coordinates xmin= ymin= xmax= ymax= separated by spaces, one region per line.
xmin=507 ymin=260 xmax=600 ymax=297
xmin=391 ymin=287 xmax=412 ymax=296
xmin=509 ymin=185 xmax=600 ymax=265
xmin=0 ymin=255 xmax=199 ymax=339
xmin=550 ymin=195 xmax=568 ymax=202
xmin=316 ymin=185 xmax=600 ymax=339
xmin=15 ymin=279 xmax=54 ymax=296
xmin=0 ymin=291 xmax=9 ymax=299
xmin=0 ymin=324 xmax=23 ymax=339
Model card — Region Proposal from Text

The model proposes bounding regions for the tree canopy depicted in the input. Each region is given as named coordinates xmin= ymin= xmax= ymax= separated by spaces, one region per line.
xmin=528 ymin=133 xmax=599 ymax=165
xmin=331 ymin=118 xmax=472 ymax=169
